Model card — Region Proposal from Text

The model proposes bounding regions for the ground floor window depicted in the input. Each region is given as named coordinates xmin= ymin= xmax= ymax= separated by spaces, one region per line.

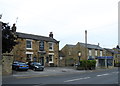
xmin=98 ymin=59 xmax=113 ymax=67
xmin=49 ymin=55 xmax=54 ymax=63
xmin=33 ymin=57 xmax=37 ymax=62
xmin=107 ymin=59 xmax=113 ymax=66
xmin=27 ymin=54 xmax=32 ymax=62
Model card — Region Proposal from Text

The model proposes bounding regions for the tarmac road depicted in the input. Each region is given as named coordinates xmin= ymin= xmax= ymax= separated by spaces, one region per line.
xmin=2 ymin=67 xmax=119 ymax=85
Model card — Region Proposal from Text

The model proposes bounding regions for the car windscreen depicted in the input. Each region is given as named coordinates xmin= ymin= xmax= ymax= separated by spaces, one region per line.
xmin=19 ymin=63 xmax=26 ymax=65
xmin=33 ymin=63 xmax=42 ymax=66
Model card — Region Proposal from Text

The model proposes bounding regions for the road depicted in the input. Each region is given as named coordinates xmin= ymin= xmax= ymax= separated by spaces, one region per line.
xmin=2 ymin=67 xmax=119 ymax=85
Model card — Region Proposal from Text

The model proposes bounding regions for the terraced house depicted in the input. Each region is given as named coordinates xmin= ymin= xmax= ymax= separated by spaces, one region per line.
xmin=60 ymin=42 xmax=103 ymax=66
xmin=13 ymin=32 xmax=59 ymax=67
xmin=60 ymin=42 xmax=115 ymax=68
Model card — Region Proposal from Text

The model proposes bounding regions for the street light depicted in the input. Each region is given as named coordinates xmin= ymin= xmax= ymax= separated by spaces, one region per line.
xmin=78 ymin=51 xmax=82 ymax=66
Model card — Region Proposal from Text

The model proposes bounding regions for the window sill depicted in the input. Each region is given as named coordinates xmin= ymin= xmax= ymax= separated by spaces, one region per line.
xmin=49 ymin=49 xmax=54 ymax=51
xmin=26 ymin=48 xmax=33 ymax=50
xmin=49 ymin=61 xmax=54 ymax=63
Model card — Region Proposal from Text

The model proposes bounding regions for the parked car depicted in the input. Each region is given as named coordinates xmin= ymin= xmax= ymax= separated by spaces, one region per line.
xmin=28 ymin=62 xmax=44 ymax=71
xmin=12 ymin=61 xmax=29 ymax=71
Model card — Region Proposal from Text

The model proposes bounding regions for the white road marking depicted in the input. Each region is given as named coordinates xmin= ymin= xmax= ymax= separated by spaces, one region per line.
xmin=64 ymin=77 xmax=91 ymax=82
xmin=97 ymin=73 xmax=109 ymax=77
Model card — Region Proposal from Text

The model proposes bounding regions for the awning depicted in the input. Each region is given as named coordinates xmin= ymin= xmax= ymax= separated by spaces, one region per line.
xmin=96 ymin=56 xmax=113 ymax=59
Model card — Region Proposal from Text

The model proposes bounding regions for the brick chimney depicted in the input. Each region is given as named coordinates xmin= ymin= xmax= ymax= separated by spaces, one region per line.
xmin=49 ymin=32 xmax=53 ymax=38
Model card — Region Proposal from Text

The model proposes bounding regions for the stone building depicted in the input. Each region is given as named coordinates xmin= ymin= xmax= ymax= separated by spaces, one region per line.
xmin=13 ymin=32 xmax=59 ymax=67
xmin=60 ymin=42 xmax=104 ymax=66
xmin=61 ymin=42 xmax=117 ymax=68
xmin=113 ymin=48 xmax=120 ymax=64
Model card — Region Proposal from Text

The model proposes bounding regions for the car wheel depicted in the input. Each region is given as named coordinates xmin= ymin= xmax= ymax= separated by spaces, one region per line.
xmin=15 ymin=67 xmax=18 ymax=71
xmin=25 ymin=69 xmax=28 ymax=71
xmin=33 ymin=68 xmax=36 ymax=71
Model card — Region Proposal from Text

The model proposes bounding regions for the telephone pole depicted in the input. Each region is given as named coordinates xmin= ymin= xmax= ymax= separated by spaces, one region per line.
xmin=85 ymin=30 xmax=87 ymax=60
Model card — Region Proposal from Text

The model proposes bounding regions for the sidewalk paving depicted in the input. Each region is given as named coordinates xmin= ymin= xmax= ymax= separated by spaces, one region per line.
xmin=2 ymin=66 xmax=117 ymax=79
xmin=12 ymin=67 xmax=86 ymax=77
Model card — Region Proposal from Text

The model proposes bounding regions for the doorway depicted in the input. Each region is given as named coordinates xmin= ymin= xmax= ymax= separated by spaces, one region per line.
xmin=40 ymin=57 xmax=44 ymax=66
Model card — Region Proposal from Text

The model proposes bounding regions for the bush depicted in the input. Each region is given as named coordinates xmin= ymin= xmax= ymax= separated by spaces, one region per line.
xmin=76 ymin=60 xmax=96 ymax=70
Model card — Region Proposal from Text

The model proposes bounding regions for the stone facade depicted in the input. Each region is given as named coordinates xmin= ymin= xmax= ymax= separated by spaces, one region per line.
xmin=60 ymin=42 xmax=104 ymax=66
xmin=2 ymin=53 xmax=13 ymax=75
xmin=113 ymin=48 xmax=120 ymax=64
xmin=12 ymin=32 xmax=59 ymax=67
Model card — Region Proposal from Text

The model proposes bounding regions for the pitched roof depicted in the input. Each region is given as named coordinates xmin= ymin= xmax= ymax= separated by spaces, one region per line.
xmin=16 ymin=32 xmax=59 ymax=43
xmin=104 ymin=48 xmax=117 ymax=54
xmin=78 ymin=42 xmax=103 ymax=50
xmin=66 ymin=44 xmax=75 ymax=48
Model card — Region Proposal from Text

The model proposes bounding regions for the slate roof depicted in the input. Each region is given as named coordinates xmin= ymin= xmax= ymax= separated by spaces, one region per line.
xmin=16 ymin=32 xmax=59 ymax=43
xmin=78 ymin=42 xmax=103 ymax=50
xmin=66 ymin=44 xmax=75 ymax=48
xmin=104 ymin=48 xmax=117 ymax=54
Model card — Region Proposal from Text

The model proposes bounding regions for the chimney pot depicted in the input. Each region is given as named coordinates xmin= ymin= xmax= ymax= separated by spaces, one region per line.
xmin=49 ymin=32 xmax=53 ymax=38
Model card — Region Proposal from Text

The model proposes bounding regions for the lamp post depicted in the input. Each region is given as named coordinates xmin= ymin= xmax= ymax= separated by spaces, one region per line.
xmin=78 ymin=51 xmax=82 ymax=66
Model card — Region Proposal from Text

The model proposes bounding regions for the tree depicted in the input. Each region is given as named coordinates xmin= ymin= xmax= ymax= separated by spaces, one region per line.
xmin=2 ymin=22 xmax=18 ymax=53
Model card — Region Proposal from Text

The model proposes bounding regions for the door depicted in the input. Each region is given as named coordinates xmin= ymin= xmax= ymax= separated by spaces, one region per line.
xmin=41 ymin=57 xmax=44 ymax=66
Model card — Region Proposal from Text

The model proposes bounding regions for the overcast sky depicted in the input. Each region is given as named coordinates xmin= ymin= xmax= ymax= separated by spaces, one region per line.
xmin=0 ymin=0 xmax=119 ymax=49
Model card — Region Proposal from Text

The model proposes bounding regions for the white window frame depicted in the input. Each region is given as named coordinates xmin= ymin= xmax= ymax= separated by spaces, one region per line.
xmin=95 ymin=50 xmax=98 ymax=56
xmin=100 ymin=51 xmax=103 ymax=56
xmin=49 ymin=53 xmax=54 ymax=63
xmin=89 ymin=50 xmax=92 ymax=56
xmin=48 ymin=42 xmax=54 ymax=51
xmin=26 ymin=53 xmax=33 ymax=61
xmin=68 ymin=51 xmax=71 ymax=56
xmin=26 ymin=39 xmax=32 ymax=50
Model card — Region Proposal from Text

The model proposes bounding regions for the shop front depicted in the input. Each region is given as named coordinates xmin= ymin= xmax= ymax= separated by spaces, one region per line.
xmin=96 ymin=56 xmax=114 ymax=68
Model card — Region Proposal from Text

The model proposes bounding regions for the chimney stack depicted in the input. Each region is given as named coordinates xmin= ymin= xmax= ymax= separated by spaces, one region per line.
xmin=49 ymin=32 xmax=53 ymax=38
xmin=98 ymin=43 xmax=99 ymax=46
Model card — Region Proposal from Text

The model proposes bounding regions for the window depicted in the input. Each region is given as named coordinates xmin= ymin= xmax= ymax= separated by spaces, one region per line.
xmin=49 ymin=42 xmax=54 ymax=51
xmin=26 ymin=40 xmax=32 ymax=49
xmin=100 ymin=51 xmax=103 ymax=56
xmin=95 ymin=50 xmax=97 ymax=56
xmin=39 ymin=41 xmax=44 ymax=51
xmin=68 ymin=51 xmax=71 ymax=56
xmin=49 ymin=55 xmax=54 ymax=63
xmin=27 ymin=54 xmax=32 ymax=61
xmin=89 ymin=50 xmax=92 ymax=56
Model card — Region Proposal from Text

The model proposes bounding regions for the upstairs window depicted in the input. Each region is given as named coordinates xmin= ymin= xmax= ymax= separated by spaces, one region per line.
xmin=26 ymin=40 xmax=32 ymax=49
xmin=100 ymin=51 xmax=103 ymax=56
xmin=89 ymin=49 xmax=92 ymax=56
xmin=49 ymin=42 xmax=54 ymax=51
xmin=39 ymin=41 xmax=44 ymax=51
xmin=95 ymin=50 xmax=98 ymax=56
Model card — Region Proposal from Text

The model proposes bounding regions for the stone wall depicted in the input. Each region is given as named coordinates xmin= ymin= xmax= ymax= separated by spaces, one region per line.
xmin=2 ymin=54 xmax=13 ymax=75
xmin=12 ymin=37 xmax=59 ymax=66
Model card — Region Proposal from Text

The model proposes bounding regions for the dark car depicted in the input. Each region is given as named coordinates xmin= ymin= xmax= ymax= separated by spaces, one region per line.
xmin=12 ymin=61 xmax=29 ymax=71
xmin=29 ymin=62 xmax=44 ymax=71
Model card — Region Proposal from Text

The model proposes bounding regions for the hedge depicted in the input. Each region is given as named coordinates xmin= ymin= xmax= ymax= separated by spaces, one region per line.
xmin=76 ymin=60 xmax=96 ymax=70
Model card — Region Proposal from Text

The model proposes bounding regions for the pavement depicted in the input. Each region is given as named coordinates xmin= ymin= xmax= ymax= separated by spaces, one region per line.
xmin=2 ymin=66 xmax=117 ymax=79
xmin=2 ymin=67 xmax=118 ymax=85
xmin=11 ymin=67 xmax=86 ymax=78
xmin=9 ymin=66 xmax=117 ymax=78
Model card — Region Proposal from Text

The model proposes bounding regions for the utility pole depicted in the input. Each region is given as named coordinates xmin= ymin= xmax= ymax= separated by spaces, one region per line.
xmin=85 ymin=30 xmax=87 ymax=60
xmin=0 ymin=14 xmax=2 ymax=62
